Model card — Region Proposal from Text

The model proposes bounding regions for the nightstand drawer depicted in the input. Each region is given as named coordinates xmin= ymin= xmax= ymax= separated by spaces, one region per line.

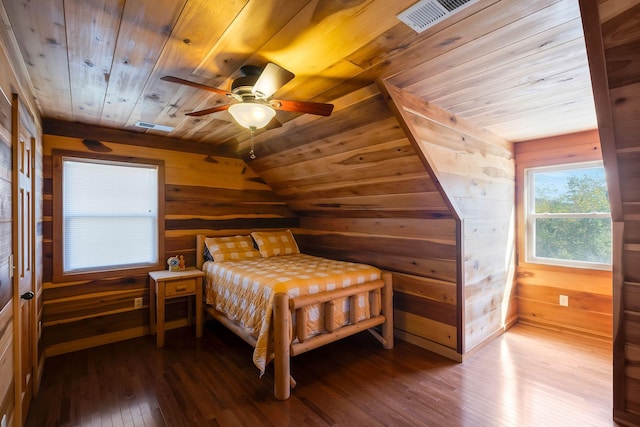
xmin=165 ymin=279 xmax=196 ymax=297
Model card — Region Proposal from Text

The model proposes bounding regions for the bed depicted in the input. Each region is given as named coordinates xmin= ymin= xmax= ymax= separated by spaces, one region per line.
xmin=196 ymin=231 xmax=393 ymax=400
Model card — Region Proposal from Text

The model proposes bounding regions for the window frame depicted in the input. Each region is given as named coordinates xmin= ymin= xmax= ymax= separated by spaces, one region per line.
xmin=52 ymin=150 xmax=165 ymax=282
xmin=524 ymin=160 xmax=611 ymax=271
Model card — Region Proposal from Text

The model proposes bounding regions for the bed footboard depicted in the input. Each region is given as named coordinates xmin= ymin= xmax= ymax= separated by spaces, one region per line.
xmin=273 ymin=271 xmax=393 ymax=400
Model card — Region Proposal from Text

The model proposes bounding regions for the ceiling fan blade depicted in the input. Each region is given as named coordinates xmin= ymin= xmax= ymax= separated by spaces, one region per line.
xmin=271 ymin=99 xmax=334 ymax=116
xmin=161 ymin=76 xmax=230 ymax=96
xmin=186 ymin=104 xmax=230 ymax=117
xmin=252 ymin=63 xmax=295 ymax=99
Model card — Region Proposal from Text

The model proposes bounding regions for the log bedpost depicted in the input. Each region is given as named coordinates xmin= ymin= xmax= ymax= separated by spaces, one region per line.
xmin=273 ymin=292 xmax=291 ymax=400
xmin=381 ymin=271 xmax=394 ymax=349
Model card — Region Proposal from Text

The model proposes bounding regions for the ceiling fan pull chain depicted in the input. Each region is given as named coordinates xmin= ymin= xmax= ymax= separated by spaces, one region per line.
xmin=249 ymin=126 xmax=256 ymax=159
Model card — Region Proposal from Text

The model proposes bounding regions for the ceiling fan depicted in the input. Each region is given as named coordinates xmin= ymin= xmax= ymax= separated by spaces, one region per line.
xmin=161 ymin=63 xmax=334 ymax=130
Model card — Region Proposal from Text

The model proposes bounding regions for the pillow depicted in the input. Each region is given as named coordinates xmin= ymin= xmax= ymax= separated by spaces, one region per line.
xmin=251 ymin=230 xmax=300 ymax=258
xmin=204 ymin=235 xmax=261 ymax=262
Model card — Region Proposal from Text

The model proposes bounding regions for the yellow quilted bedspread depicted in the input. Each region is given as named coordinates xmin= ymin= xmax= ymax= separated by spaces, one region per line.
xmin=203 ymin=254 xmax=381 ymax=374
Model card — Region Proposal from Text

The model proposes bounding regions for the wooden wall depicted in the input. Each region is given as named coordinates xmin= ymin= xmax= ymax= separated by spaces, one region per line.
xmin=41 ymin=123 xmax=298 ymax=356
xmin=380 ymin=81 xmax=517 ymax=355
xmin=579 ymin=0 xmax=640 ymax=424
xmin=514 ymin=130 xmax=612 ymax=339
xmin=247 ymin=85 xmax=460 ymax=358
xmin=0 ymin=2 xmax=43 ymax=424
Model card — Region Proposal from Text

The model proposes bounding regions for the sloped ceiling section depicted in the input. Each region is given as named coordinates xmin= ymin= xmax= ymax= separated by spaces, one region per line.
xmin=380 ymin=80 xmax=516 ymax=353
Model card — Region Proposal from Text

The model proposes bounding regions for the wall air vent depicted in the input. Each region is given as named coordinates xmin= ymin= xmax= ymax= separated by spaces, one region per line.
xmin=134 ymin=121 xmax=174 ymax=132
xmin=397 ymin=0 xmax=476 ymax=33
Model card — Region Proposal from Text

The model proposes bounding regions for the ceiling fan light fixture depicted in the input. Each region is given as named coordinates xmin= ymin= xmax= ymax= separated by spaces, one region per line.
xmin=228 ymin=102 xmax=276 ymax=129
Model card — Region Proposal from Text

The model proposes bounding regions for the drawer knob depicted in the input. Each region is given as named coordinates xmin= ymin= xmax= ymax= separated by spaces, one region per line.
xmin=176 ymin=286 xmax=187 ymax=291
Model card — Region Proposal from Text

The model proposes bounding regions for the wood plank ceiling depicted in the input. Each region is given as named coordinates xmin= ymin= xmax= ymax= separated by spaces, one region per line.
xmin=1 ymin=0 xmax=596 ymax=154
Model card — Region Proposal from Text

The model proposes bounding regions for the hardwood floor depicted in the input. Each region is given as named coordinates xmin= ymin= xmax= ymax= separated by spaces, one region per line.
xmin=26 ymin=322 xmax=615 ymax=426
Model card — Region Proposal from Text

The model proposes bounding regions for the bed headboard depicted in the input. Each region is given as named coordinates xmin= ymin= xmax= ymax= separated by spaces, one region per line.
xmin=196 ymin=229 xmax=297 ymax=270
xmin=196 ymin=234 xmax=207 ymax=270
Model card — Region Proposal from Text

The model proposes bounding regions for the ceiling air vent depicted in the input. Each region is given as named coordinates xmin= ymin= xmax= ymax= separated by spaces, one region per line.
xmin=397 ymin=0 xmax=476 ymax=33
xmin=134 ymin=121 xmax=174 ymax=132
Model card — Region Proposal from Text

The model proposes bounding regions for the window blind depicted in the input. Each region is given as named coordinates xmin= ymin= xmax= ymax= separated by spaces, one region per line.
xmin=63 ymin=158 xmax=159 ymax=272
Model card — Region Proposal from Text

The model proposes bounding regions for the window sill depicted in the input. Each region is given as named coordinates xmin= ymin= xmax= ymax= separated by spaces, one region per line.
xmin=517 ymin=261 xmax=613 ymax=276
xmin=53 ymin=263 xmax=164 ymax=283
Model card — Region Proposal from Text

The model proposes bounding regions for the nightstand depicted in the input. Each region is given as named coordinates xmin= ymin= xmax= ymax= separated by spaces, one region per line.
xmin=148 ymin=269 xmax=205 ymax=348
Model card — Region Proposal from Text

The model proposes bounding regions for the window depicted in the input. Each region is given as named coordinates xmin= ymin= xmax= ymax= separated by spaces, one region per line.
xmin=525 ymin=161 xmax=611 ymax=270
xmin=53 ymin=151 xmax=164 ymax=279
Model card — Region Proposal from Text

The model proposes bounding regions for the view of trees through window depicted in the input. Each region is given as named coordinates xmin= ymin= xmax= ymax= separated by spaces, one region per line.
xmin=528 ymin=163 xmax=611 ymax=268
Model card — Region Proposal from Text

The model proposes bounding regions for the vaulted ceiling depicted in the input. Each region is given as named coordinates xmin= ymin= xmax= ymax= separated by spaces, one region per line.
xmin=1 ymin=0 xmax=596 ymax=155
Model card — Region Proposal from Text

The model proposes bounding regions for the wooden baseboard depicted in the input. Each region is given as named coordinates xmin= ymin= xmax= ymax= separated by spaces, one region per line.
xmin=44 ymin=319 xmax=193 ymax=357
xmin=461 ymin=317 xmax=519 ymax=361
xmin=504 ymin=314 xmax=519 ymax=330
xmin=45 ymin=327 xmax=149 ymax=357
xmin=395 ymin=316 xmax=519 ymax=363
xmin=518 ymin=316 xmax=612 ymax=343
xmin=614 ymin=409 xmax=640 ymax=427
xmin=395 ymin=329 xmax=462 ymax=362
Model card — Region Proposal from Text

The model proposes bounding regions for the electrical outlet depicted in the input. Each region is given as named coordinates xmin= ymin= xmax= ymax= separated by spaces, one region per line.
xmin=134 ymin=297 xmax=143 ymax=308
xmin=559 ymin=295 xmax=569 ymax=307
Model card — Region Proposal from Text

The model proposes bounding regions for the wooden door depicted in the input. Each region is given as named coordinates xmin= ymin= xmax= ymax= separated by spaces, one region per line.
xmin=12 ymin=96 xmax=35 ymax=426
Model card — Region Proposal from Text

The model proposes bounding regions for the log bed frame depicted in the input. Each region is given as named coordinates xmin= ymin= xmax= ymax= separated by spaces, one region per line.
xmin=196 ymin=234 xmax=394 ymax=400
